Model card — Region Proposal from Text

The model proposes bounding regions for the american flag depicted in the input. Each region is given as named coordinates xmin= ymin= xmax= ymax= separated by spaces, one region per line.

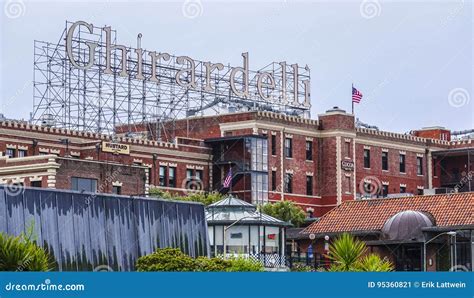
xmin=223 ymin=168 xmax=232 ymax=188
xmin=352 ymin=86 xmax=363 ymax=103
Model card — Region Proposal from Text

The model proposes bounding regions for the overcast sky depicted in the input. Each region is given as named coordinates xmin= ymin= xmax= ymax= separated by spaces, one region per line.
xmin=0 ymin=0 xmax=472 ymax=133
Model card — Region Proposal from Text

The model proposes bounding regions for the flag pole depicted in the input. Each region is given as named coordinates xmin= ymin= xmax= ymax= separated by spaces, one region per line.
xmin=351 ymin=83 xmax=354 ymax=115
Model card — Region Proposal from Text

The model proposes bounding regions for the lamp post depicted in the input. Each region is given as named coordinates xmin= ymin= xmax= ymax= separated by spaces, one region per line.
xmin=324 ymin=235 xmax=330 ymax=269
xmin=423 ymin=231 xmax=456 ymax=271
xmin=223 ymin=215 xmax=260 ymax=259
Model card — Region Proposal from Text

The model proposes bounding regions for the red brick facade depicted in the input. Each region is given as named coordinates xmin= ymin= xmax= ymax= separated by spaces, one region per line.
xmin=0 ymin=108 xmax=472 ymax=217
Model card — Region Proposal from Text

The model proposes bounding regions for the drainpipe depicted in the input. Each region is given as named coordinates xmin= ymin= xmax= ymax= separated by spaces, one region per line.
xmin=280 ymin=128 xmax=285 ymax=201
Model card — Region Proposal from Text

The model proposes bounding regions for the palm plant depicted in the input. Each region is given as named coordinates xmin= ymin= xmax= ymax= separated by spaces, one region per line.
xmin=327 ymin=233 xmax=366 ymax=271
xmin=0 ymin=231 xmax=54 ymax=271
xmin=356 ymin=254 xmax=393 ymax=272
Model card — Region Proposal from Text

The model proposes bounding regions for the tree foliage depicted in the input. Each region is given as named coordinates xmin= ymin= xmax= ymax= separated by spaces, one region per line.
xmin=260 ymin=200 xmax=306 ymax=227
xmin=148 ymin=188 xmax=223 ymax=206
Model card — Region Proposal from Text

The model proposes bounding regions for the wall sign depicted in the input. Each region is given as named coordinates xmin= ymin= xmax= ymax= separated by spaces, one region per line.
xmin=102 ymin=142 xmax=130 ymax=155
xmin=341 ymin=160 xmax=354 ymax=171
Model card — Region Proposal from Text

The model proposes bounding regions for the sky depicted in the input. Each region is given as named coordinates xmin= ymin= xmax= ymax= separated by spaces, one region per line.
xmin=0 ymin=0 xmax=472 ymax=133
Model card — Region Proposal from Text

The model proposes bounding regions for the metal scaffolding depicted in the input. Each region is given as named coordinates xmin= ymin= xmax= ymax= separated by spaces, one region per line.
xmin=32 ymin=21 xmax=311 ymax=140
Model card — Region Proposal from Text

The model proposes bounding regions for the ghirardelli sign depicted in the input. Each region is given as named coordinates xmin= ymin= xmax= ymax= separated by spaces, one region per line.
xmin=65 ymin=20 xmax=311 ymax=109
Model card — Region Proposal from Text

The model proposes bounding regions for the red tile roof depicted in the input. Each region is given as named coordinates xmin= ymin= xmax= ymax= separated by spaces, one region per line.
xmin=302 ymin=192 xmax=474 ymax=235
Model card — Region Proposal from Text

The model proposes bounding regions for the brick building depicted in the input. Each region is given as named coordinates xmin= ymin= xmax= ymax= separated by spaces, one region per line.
xmin=300 ymin=192 xmax=474 ymax=271
xmin=0 ymin=107 xmax=472 ymax=218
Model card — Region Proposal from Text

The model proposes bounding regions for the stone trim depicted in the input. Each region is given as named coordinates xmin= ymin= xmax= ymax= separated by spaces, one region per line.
xmin=112 ymin=181 xmax=123 ymax=187
xmin=29 ymin=176 xmax=43 ymax=182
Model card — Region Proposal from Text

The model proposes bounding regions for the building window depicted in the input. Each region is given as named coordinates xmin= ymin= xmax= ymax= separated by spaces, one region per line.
xmin=382 ymin=151 xmax=388 ymax=171
xmin=345 ymin=142 xmax=351 ymax=157
xmin=417 ymin=157 xmax=423 ymax=175
xmin=306 ymin=175 xmax=313 ymax=196
xmin=6 ymin=148 xmax=15 ymax=158
xmin=345 ymin=176 xmax=351 ymax=193
xmin=284 ymin=138 xmax=292 ymax=158
xmin=305 ymin=141 xmax=313 ymax=161
xmin=400 ymin=186 xmax=406 ymax=193
xmin=112 ymin=186 xmax=122 ymax=195
xmin=363 ymin=149 xmax=370 ymax=168
xmin=30 ymin=181 xmax=42 ymax=188
xmin=271 ymin=170 xmax=277 ymax=191
xmin=284 ymin=173 xmax=292 ymax=193
xmin=249 ymin=138 xmax=268 ymax=172
xmin=186 ymin=169 xmax=193 ymax=179
xmin=417 ymin=189 xmax=423 ymax=195
xmin=382 ymin=185 xmax=389 ymax=197
xmin=71 ymin=177 xmax=97 ymax=193
xmin=18 ymin=150 xmax=27 ymax=157
xmin=399 ymin=154 xmax=406 ymax=173
xmin=251 ymin=173 xmax=268 ymax=205
xmin=271 ymin=135 xmax=276 ymax=156
xmin=195 ymin=169 xmax=203 ymax=181
xmin=159 ymin=166 xmax=166 ymax=186
xmin=168 ymin=167 xmax=176 ymax=187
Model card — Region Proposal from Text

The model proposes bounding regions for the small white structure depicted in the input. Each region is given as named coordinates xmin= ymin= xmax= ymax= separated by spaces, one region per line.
xmin=206 ymin=196 xmax=290 ymax=267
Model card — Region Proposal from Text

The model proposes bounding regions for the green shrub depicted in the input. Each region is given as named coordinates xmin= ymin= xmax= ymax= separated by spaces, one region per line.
xmin=136 ymin=248 xmax=264 ymax=272
xmin=195 ymin=257 xmax=231 ymax=272
xmin=290 ymin=263 xmax=314 ymax=272
xmin=136 ymin=248 xmax=196 ymax=272
xmin=226 ymin=256 xmax=264 ymax=272
xmin=0 ymin=232 xmax=54 ymax=271
xmin=148 ymin=189 xmax=223 ymax=206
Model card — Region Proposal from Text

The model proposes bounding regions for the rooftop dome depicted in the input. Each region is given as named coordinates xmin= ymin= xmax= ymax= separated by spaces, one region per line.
xmin=382 ymin=210 xmax=435 ymax=241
